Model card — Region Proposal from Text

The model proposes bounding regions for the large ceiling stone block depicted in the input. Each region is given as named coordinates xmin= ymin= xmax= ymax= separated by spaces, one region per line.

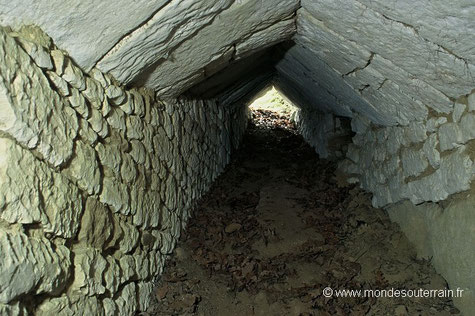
xmin=119 ymin=0 xmax=299 ymax=98
xmin=0 ymin=0 xmax=170 ymax=70
xmin=357 ymin=0 xmax=475 ymax=65
xmin=1 ymin=0 xmax=473 ymax=124
xmin=301 ymin=0 xmax=475 ymax=98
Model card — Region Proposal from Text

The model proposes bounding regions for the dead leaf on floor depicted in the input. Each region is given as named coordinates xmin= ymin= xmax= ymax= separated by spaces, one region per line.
xmin=146 ymin=110 xmax=460 ymax=316
xmin=156 ymin=285 xmax=168 ymax=300
xmin=225 ymin=223 xmax=242 ymax=233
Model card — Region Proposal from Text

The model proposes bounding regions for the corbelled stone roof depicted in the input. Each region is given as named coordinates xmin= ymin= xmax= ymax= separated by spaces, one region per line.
xmin=2 ymin=0 xmax=474 ymax=126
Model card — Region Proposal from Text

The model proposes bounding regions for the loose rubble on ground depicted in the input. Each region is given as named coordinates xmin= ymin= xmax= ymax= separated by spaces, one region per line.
xmin=146 ymin=110 xmax=459 ymax=316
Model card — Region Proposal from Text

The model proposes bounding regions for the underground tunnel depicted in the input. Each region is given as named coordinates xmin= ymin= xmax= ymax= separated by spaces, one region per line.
xmin=0 ymin=0 xmax=474 ymax=315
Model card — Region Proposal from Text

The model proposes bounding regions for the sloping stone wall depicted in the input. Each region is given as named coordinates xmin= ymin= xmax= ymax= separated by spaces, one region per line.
xmin=0 ymin=0 xmax=300 ymax=98
xmin=0 ymin=26 xmax=248 ymax=314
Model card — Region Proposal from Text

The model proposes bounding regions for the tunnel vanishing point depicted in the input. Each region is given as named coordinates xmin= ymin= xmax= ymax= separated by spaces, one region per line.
xmin=0 ymin=0 xmax=474 ymax=315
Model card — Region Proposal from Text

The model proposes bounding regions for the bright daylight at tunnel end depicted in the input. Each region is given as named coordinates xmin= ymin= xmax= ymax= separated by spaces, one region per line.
xmin=0 ymin=0 xmax=474 ymax=315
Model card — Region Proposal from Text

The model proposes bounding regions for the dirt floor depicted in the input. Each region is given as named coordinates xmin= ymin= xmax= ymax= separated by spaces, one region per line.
xmin=145 ymin=110 xmax=460 ymax=316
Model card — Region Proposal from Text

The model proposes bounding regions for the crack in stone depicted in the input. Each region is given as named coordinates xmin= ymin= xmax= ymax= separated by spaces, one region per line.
xmin=354 ymin=0 xmax=472 ymax=68
xmin=435 ymin=44 xmax=466 ymax=64
xmin=377 ymin=78 xmax=388 ymax=91
xmin=380 ymin=12 xmax=473 ymax=80
xmin=435 ymin=44 xmax=474 ymax=83
xmin=91 ymin=1 xmax=171 ymax=71
xmin=157 ymin=11 xmax=298 ymax=97
xmin=342 ymin=52 xmax=375 ymax=77
xmin=138 ymin=8 xmax=237 ymax=89
xmin=359 ymin=84 xmax=370 ymax=93
xmin=233 ymin=14 xmax=297 ymax=52
xmin=94 ymin=0 xmax=236 ymax=78
xmin=381 ymin=13 xmax=420 ymax=36
xmin=299 ymin=1 xmax=472 ymax=103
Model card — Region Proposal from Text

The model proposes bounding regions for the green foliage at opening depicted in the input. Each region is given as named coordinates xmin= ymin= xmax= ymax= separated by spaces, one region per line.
xmin=249 ymin=86 xmax=297 ymax=116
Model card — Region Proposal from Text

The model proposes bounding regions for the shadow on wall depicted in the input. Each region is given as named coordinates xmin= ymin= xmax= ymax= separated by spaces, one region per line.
xmin=184 ymin=41 xmax=295 ymax=102
xmin=386 ymin=187 xmax=475 ymax=313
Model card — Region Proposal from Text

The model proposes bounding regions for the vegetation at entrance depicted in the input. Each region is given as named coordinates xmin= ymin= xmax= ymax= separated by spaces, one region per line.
xmin=249 ymin=86 xmax=297 ymax=116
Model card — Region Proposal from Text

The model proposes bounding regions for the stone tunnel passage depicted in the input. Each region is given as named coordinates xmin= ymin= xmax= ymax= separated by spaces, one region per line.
xmin=0 ymin=1 xmax=475 ymax=315
xmin=147 ymin=109 xmax=459 ymax=315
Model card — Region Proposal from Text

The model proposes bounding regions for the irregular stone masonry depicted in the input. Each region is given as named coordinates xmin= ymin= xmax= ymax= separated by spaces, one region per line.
xmin=293 ymin=108 xmax=351 ymax=160
xmin=0 ymin=27 xmax=248 ymax=314
xmin=271 ymin=0 xmax=475 ymax=208
xmin=0 ymin=1 xmax=473 ymax=313
xmin=290 ymin=76 xmax=475 ymax=315
xmin=339 ymin=105 xmax=475 ymax=207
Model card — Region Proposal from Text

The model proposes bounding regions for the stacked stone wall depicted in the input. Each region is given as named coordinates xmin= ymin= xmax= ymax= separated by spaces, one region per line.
xmin=293 ymin=108 xmax=352 ymax=160
xmin=0 ymin=26 xmax=248 ymax=314
xmin=339 ymin=98 xmax=475 ymax=207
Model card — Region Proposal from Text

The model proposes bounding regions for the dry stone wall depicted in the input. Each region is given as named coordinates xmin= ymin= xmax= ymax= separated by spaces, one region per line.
xmin=291 ymin=79 xmax=475 ymax=316
xmin=333 ymin=90 xmax=475 ymax=315
xmin=293 ymin=108 xmax=352 ymax=160
xmin=0 ymin=26 xmax=248 ymax=314
xmin=339 ymin=96 xmax=475 ymax=207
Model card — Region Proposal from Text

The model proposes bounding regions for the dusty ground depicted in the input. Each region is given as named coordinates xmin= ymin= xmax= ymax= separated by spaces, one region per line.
xmin=146 ymin=110 xmax=459 ymax=316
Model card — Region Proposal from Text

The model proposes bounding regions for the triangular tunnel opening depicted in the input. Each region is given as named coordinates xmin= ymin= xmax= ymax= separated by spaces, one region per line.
xmin=248 ymin=85 xmax=297 ymax=116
